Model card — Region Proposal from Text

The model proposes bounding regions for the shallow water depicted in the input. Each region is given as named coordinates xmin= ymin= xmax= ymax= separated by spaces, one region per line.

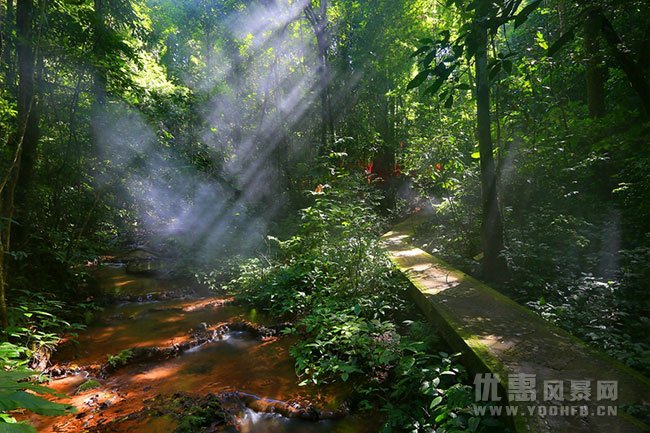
xmin=237 ymin=409 xmax=373 ymax=433
xmin=30 ymin=267 xmax=379 ymax=433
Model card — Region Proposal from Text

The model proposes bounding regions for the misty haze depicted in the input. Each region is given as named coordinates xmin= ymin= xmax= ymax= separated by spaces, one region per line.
xmin=0 ymin=1 xmax=649 ymax=432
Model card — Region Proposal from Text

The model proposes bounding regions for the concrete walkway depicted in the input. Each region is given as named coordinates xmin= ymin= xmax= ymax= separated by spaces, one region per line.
xmin=382 ymin=215 xmax=649 ymax=433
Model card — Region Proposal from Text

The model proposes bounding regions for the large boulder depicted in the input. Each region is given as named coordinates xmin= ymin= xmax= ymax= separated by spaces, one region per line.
xmin=118 ymin=247 xmax=163 ymax=275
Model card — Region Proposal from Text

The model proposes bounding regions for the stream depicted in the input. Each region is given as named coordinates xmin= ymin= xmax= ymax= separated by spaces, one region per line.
xmin=29 ymin=265 xmax=379 ymax=433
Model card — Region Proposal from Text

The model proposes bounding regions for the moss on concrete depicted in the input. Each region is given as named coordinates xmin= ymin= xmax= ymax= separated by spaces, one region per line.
xmin=382 ymin=215 xmax=650 ymax=433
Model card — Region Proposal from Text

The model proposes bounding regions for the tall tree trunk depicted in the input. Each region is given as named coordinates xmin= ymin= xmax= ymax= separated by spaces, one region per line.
xmin=584 ymin=7 xmax=607 ymax=118
xmin=596 ymin=8 xmax=650 ymax=118
xmin=305 ymin=0 xmax=333 ymax=151
xmin=93 ymin=0 xmax=107 ymax=108
xmin=474 ymin=0 xmax=507 ymax=282
xmin=0 ymin=0 xmax=36 ymax=328
xmin=0 ymin=241 xmax=6 ymax=328
xmin=11 ymin=52 xmax=40 ymax=251
xmin=223 ymin=36 xmax=244 ymax=148
xmin=91 ymin=0 xmax=108 ymax=171
xmin=316 ymin=47 xmax=329 ymax=147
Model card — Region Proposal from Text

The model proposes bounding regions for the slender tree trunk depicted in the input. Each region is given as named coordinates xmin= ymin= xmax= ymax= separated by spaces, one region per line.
xmin=474 ymin=0 xmax=507 ymax=282
xmin=0 ymin=241 xmax=6 ymax=328
xmin=0 ymin=0 xmax=4 ymax=57
xmin=584 ymin=8 xmax=607 ymax=118
xmin=316 ymin=48 xmax=328 ymax=147
xmin=305 ymin=0 xmax=333 ymax=151
xmin=271 ymin=23 xmax=290 ymax=191
xmin=93 ymin=0 xmax=106 ymax=108
xmin=91 ymin=0 xmax=108 ymax=173
xmin=51 ymin=74 xmax=83 ymax=227
xmin=320 ymin=0 xmax=334 ymax=144
xmin=221 ymin=35 xmax=244 ymax=148
xmin=11 ymin=52 xmax=40 ymax=251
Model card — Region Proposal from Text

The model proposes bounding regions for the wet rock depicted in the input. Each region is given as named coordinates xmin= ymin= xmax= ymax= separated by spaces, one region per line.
xmin=108 ymin=247 xmax=165 ymax=276
xmin=117 ymin=247 xmax=159 ymax=262
xmin=221 ymin=391 xmax=350 ymax=421
xmin=99 ymin=321 xmax=293 ymax=376
xmin=85 ymin=389 xmax=350 ymax=433
xmin=193 ymin=322 xmax=209 ymax=332
xmin=126 ymin=259 xmax=164 ymax=275
xmin=225 ymin=321 xmax=293 ymax=339
xmin=89 ymin=392 xmax=232 ymax=433
xmin=75 ymin=379 xmax=102 ymax=394
xmin=44 ymin=364 xmax=82 ymax=379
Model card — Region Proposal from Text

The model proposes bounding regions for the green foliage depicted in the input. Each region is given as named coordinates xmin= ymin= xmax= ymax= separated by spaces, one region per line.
xmin=526 ymin=274 xmax=650 ymax=376
xmin=225 ymin=156 xmax=398 ymax=319
xmin=381 ymin=345 xmax=478 ymax=433
xmin=173 ymin=397 xmax=226 ymax=433
xmin=0 ymin=370 xmax=75 ymax=432
xmin=145 ymin=393 xmax=228 ymax=433
xmin=402 ymin=0 xmax=650 ymax=383
xmin=107 ymin=349 xmax=134 ymax=370
xmin=288 ymin=307 xmax=399 ymax=385
xmin=223 ymin=159 xmax=497 ymax=431
xmin=0 ymin=291 xmax=91 ymax=372
xmin=0 ymin=344 xmax=30 ymax=371
xmin=75 ymin=379 xmax=102 ymax=394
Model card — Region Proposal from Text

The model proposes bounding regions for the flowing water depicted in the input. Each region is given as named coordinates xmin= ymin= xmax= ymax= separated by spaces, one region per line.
xmin=29 ymin=265 xmax=379 ymax=433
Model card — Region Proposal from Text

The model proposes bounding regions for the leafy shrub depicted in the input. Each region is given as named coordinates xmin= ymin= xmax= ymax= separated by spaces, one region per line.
xmin=75 ymin=379 xmax=102 ymax=394
xmin=0 ymin=343 xmax=31 ymax=371
xmin=107 ymin=349 xmax=134 ymax=369
xmin=2 ymin=290 xmax=94 ymax=370
xmin=222 ymin=157 xmax=496 ymax=431
xmin=288 ymin=306 xmax=399 ymax=385
xmin=0 ymin=369 xmax=75 ymax=433
xmin=526 ymin=274 xmax=650 ymax=376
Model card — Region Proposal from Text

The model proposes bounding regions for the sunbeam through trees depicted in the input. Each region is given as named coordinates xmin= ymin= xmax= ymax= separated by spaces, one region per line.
xmin=1 ymin=0 xmax=649 ymax=432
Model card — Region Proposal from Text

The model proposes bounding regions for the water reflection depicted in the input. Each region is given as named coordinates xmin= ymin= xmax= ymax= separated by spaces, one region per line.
xmin=30 ymin=270 xmax=381 ymax=433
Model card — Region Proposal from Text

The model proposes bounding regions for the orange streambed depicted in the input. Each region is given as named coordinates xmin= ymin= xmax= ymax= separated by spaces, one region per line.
xmin=27 ymin=266 xmax=379 ymax=433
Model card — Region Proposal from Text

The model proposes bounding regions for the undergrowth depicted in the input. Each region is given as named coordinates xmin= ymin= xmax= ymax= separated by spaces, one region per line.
xmin=213 ymin=156 xmax=503 ymax=433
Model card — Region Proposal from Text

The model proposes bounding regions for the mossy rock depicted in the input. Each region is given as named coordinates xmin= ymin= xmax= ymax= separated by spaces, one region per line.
xmin=76 ymin=379 xmax=102 ymax=394
xmin=107 ymin=349 xmax=134 ymax=369
xmin=146 ymin=393 xmax=231 ymax=433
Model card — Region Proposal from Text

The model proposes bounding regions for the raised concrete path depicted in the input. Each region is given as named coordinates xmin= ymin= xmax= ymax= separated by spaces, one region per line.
xmin=382 ymin=214 xmax=650 ymax=433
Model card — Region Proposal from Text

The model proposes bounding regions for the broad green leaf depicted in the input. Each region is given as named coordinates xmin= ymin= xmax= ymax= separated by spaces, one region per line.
xmin=0 ymin=421 xmax=38 ymax=433
xmin=0 ymin=391 xmax=73 ymax=416
xmin=407 ymin=69 xmax=431 ymax=90
xmin=430 ymin=396 xmax=443 ymax=409
xmin=514 ymin=0 xmax=543 ymax=28
xmin=400 ymin=356 xmax=415 ymax=370
xmin=424 ymin=77 xmax=445 ymax=96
